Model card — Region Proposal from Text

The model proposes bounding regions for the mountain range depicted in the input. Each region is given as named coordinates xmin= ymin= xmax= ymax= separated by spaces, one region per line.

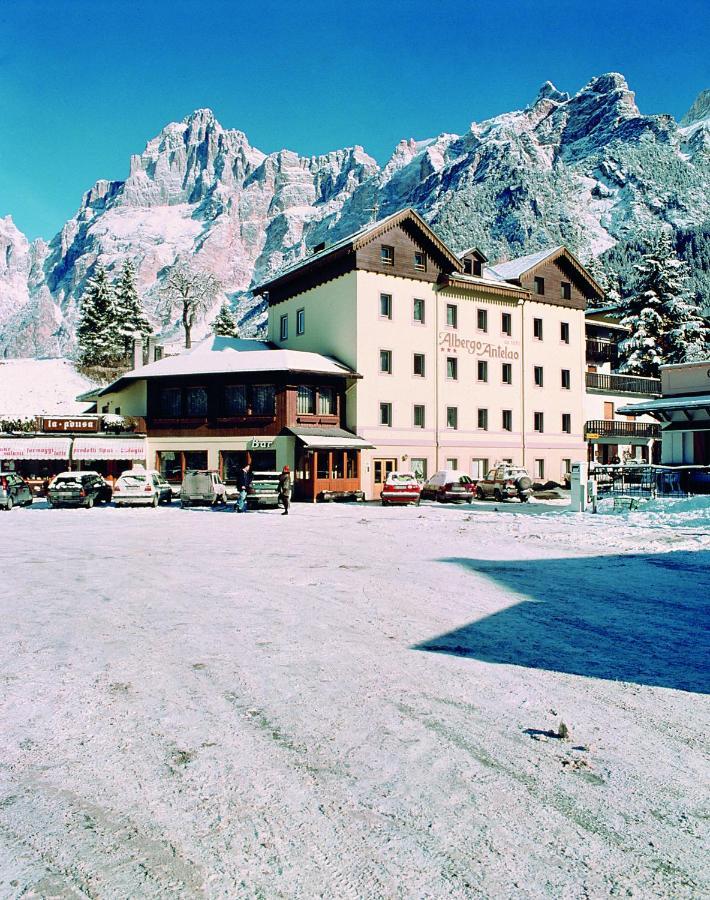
xmin=1 ymin=72 xmax=708 ymax=358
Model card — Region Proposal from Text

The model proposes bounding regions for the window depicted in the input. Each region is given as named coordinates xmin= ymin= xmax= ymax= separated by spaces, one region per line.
xmin=280 ymin=314 xmax=288 ymax=341
xmin=223 ymin=384 xmax=247 ymax=415
xmin=473 ymin=259 xmax=483 ymax=276
xmin=297 ymin=386 xmax=316 ymax=415
xmin=560 ymin=321 xmax=570 ymax=344
xmin=501 ymin=312 xmax=512 ymax=336
xmin=413 ymin=353 xmax=426 ymax=377
xmin=477 ymin=360 xmax=488 ymax=382
xmin=318 ymin=387 xmax=336 ymax=415
xmin=446 ymin=457 xmax=458 ymax=470
xmin=380 ymin=293 xmax=392 ymax=319
xmin=296 ymin=308 xmax=305 ymax=335
xmin=413 ymin=298 xmax=425 ymax=323
xmin=533 ymin=317 xmax=543 ymax=340
xmin=463 ymin=258 xmax=472 ymax=274
xmin=477 ymin=308 xmax=488 ymax=332
xmin=411 ymin=458 xmax=427 ymax=480
xmin=414 ymin=251 xmax=426 ymax=271
xmin=562 ymin=413 xmax=572 ymax=433
xmin=477 ymin=408 xmax=488 ymax=431
xmin=534 ymin=411 xmax=544 ymax=433
xmin=446 ymin=407 xmax=458 ymax=429
xmin=561 ymin=368 xmax=571 ymax=390
xmin=502 ymin=362 xmax=512 ymax=385
xmin=252 ymin=385 xmax=275 ymax=415
xmin=380 ymin=402 xmax=392 ymax=426
xmin=446 ymin=357 xmax=458 ymax=380
xmin=534 ymin=366 xmax=544 ymax=387
xmin=446 ymin=304 xmax=458 ymax=328
xmin=561 ymin=281 xmax=571 ymax=300
xmin=563 ymin=458 xmax=571 ymax=476
xmin=471 ymin=458 xmax=489 ymax=479
xmin=380 ymin=349 xmax=392 ymax=374
xmin=381 ymin=245 xmax=394 ymax=265
xmin=158 ymin=387 xmax=182 ymax=417
xmin=186 ymin=387 xmax=208 ymax=417
xmin=534 ymin=276 xmax=545 ymax=295
xmin=413 ymin=405 xmax=425 ymax=428
xmin=502 ymin=409 xmax=513 ymax=432
xmin=535 ymin=458 xmax=545 ymax=479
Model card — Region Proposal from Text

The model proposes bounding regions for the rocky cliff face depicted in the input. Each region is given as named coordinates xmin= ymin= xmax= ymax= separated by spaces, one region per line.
xmin=1 ymin=74 xmax=708 ymax=357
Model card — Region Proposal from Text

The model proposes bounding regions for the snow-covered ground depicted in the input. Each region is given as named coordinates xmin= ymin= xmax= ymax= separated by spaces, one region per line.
xmin=0 ymin=359 xmax=95 ymax=417
xmin=0 ymin=498 xmax=708 ymax=898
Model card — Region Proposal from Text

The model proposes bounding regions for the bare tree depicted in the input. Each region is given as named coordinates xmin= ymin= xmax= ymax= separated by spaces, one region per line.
xmin=158 ymin=259 xmax=222 ymax=348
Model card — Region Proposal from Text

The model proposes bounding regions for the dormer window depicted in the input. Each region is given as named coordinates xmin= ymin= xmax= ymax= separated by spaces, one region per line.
xmin=414 ymin=251 xmax=426 ymax=271
xmin=463 ymin=258 xmax=472 ymax=274
xmin=381 ymin=245 xmax=394 ymax=265
xmin=473 ymin=260 xmax=483 ymax=276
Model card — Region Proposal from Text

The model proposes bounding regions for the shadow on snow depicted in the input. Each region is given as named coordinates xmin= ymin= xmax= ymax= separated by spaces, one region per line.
xmin=415 ymin=551 xmax=710 ymax=694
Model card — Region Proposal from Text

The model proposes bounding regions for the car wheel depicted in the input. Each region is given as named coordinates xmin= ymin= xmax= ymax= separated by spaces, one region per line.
xmin=46 ymin=499 xmax=53 ymax=508
xmin=381 ymin=500 xmax=388 ymax=506
xmin=520 ymin=495 xmax=529 ymax=503
xmin=493 ymin=489 xmax=502 ymax=502
xmin=152 ymin=494 xmax=159 ymax=508
xmin=181 ymin=500 xmax=190 ymax=509
xmin=5 ymin=497 xmax=13 ymax=511
xmin=86 ymin=496 xmax=95 ymax=509
xmin=475 ymin=487 xmax=484 ymax=500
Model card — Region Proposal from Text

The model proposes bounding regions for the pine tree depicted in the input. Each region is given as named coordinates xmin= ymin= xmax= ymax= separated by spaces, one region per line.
xmin=619 ymin=231 xmax=710 ymax=377
xmin=114 ymin=259 xmax=152 ymax=354
xmin=584 ymin=255 xmax=621 ymax=309
xmin=76 ymin=265 xmax=123 ymax=366
xmin=212 ymin=300 xmax=239 ymax=337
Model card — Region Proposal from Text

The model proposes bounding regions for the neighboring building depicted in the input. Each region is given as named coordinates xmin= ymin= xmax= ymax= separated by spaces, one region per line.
xmin=257 ymin=208 xmax=602 ymax=496
xmin=583 ymin=308 xmax=661 ymax=463
xmin=619 ymin=360 xmax=710 ymax=465
xmin=95 ymin=335 xmax=372 ymax=501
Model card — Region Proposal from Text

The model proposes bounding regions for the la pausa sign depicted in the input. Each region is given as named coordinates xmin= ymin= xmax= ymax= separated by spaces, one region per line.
xmin=42 ymin=417 xmax=99 ymax=433
xmin=439 ymin=332 xmax=520 ymax=359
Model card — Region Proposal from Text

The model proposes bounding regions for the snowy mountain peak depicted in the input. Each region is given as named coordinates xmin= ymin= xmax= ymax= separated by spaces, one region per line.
xmin=534 ymin=81 xmax=570 ymax=105
xmin=681 ymin=89 xmax=710 ymax=126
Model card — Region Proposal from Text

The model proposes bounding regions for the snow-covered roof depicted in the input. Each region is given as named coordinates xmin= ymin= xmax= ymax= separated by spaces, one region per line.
xmin=99 ymin=335 xmax=357 ymax=396
xmin=486 ymin=247 xmax=564 ymax=281
xmin=0 ymin=359 xmax=97 ymax=417
xmin=446 ymin=271 xmax=528 ymax=293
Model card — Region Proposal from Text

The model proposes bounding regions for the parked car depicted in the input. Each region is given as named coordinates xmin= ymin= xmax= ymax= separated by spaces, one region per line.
xmin=380 ymin=471 xmax=422 ymax=506
xmin=245 ymin=471 xmax=281 ymax=509
xmin=47 ymin=471 xmax=113 ymax=508
xmin=475 ymin=465 xmax=534 ymax=502
xmin=0 ymin=472 xmax=34 ymax=510
xmin=180 ymin=470 xmax=228 ymax=507
xmin=421 ymin=470 xmax=476 ymax=503
xmin=113 ymin=469 xmax=173 ymax=508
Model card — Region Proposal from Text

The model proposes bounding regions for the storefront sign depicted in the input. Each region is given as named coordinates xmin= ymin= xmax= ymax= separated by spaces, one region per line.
xmin=72 ymin=438 xmax=146 ymax=460
xmin=42 ymin=417 xmax=99 ymax=433
xmin=0 ymin=438 xmax=72 ymax=460
xmin=249 ymin=438 xmax=275 ymax=450
xmin=438 ymin=332 xmax=520 ymax=359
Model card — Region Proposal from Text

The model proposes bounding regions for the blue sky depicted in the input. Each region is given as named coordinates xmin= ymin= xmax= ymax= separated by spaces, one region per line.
xmin=1 ymin=0 xmax=708 ymax=240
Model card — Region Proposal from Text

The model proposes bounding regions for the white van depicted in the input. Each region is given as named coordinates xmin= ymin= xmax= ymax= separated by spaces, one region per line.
xmin=180 ymin=470 xmax=227 ymax=508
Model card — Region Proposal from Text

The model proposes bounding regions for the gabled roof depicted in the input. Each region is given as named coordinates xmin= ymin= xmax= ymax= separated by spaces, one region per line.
xmin=486 ymin=246 xmax=605 ymax=299
xmin=458 ymin=247 xmax=489 ymax=262
xmin=98 ymin=335 xmax=358 ymax=396
xmin=254 ymin=207 xmax=463 ymax=296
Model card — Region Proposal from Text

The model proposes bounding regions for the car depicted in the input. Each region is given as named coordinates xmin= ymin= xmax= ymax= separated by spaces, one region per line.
xmin=113 ymin=469 xmax=173 ymax=507
xmin=180 ymin=469 xmax=228 ymax=507
xmin=380 ymin=471 xmax=422 ymax=506
xmin=47 ymin=471 xmax=113 ymax=508
xmin=421 ymin=470 xmax=476 ymax=503
xmin=475 ymin=465 xmax=534 ymax=502
xmin=0 ymin=472 xmax=34 ymax=510
xmin=245 ymin=471 xmax=281 ymax=509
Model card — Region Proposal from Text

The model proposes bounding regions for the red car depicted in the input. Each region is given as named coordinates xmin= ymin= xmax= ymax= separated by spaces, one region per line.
xmin=380 ymin=471 xmax=422 ymax=506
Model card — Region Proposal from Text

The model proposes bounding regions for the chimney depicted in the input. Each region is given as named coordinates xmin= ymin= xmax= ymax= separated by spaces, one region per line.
xmin=133 ymin=334 xmax=143 ymax=370
xmin=147 ymin=335 xmax=156 ymax=363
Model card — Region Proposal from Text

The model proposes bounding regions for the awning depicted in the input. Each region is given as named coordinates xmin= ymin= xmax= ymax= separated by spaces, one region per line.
xmin=72 ymin=438 xmax=147 ymax=460
xmin=618 ymin=394 xmax=710 ymax=415
xmin=285 ymin=427 xmax=374 ymax=450
xmin=0 ymin=438 xmax=72 ymax=460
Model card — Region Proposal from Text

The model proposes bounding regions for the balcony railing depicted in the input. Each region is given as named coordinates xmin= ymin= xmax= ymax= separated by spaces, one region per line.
xmin=585 ymin=371 xmax=661 ymax=396
xmin=585 ymin=419 xmax=660 ymax=440
xmin=586 ymin=339 xmax=619 ymax=365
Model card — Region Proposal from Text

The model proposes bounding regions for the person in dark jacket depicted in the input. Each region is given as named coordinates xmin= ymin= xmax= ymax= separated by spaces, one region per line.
xmin=278 ymin=466 xmax=291 ymax=515
xmin=235 ymin=463 xmax=252 ymax=512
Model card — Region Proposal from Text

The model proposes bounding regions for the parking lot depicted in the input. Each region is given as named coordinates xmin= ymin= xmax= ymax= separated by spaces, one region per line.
xmin=0 ymin=499 xmax=708 ymax=898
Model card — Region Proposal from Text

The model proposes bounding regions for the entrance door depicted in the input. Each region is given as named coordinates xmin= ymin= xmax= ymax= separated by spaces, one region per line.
xmin=373 ymin=458 xmax=396 ymax=496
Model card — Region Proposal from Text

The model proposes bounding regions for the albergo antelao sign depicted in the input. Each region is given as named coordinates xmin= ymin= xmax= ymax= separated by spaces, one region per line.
xmin=41 ymin=417 xmax=100 ymax=433
xmin=438 ymin=332 xmax=520 ymax=359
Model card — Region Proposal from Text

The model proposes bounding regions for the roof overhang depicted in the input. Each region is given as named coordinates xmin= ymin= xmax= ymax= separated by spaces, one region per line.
xmin=438 ymin=274 xmax=529 ymax=300
xmin=283 ymin=427 xmax=374 ymax=449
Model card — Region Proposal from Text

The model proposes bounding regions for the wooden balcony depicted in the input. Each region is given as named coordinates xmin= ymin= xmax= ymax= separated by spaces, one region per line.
xmin=585 ymin=419 xmax=660 ymax=441
xmin=586 ymin=339 xmax=619 ymax=365
xmin=586 ymin=372 xmax=661 ymax=396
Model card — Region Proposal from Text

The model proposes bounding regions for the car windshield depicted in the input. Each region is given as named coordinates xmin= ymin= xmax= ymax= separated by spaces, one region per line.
xmin=53 ymin=476 xmax=83 ymax=485
xmin=120 ymin=475 xmax=146 ymax=486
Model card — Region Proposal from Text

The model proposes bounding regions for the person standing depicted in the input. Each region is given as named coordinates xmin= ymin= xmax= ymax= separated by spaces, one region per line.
xmin=278 ymin=465 xmax=291 ymax=515
xmin=235 ymin=463 xmax=252 ymax=512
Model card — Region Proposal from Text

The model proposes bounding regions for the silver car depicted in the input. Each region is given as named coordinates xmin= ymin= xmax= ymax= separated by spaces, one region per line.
xmin=180 ymin=470 xmax=228 ymax=508
xmin=0 ymin=472 xmax=33 ymax=510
